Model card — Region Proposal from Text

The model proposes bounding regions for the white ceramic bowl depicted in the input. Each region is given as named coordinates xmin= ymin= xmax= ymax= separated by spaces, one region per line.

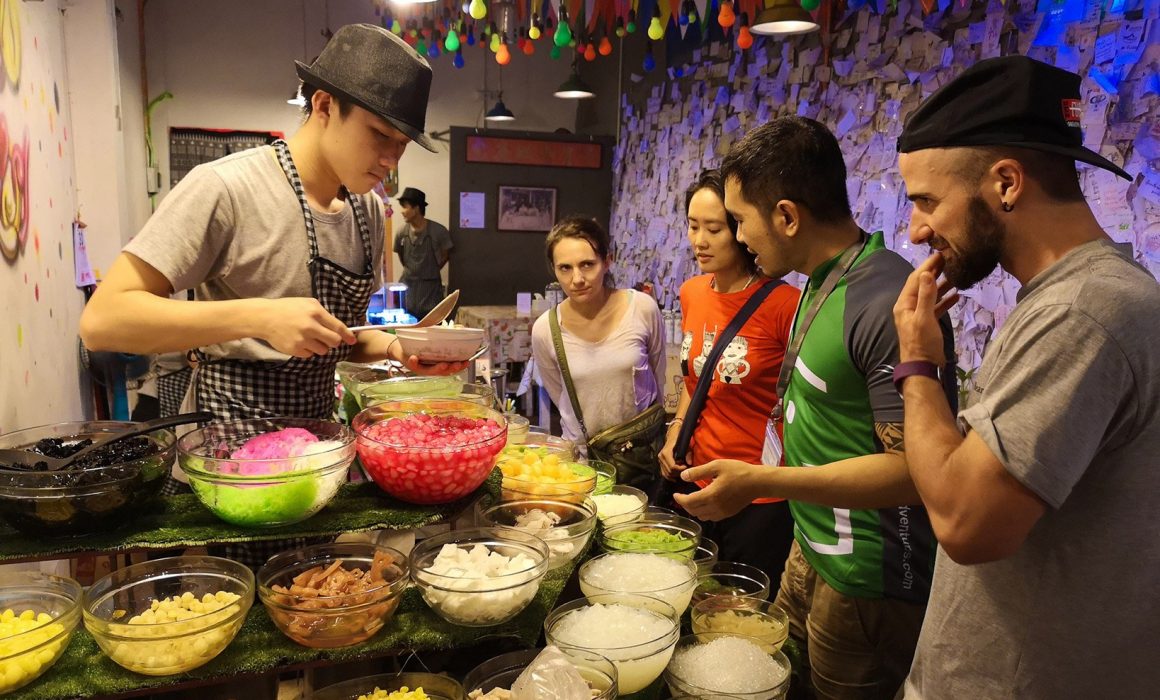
xmin=394 ymin=327 xmax=486 ymax=363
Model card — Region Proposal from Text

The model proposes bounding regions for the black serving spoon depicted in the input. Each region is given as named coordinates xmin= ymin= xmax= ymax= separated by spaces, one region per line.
xmin=0 ymin=411 xmax=215 ymax=472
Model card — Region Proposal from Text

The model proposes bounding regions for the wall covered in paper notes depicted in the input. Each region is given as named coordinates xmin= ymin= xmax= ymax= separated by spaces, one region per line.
xmin=611 ymin=0 xmax=1159 ymax=375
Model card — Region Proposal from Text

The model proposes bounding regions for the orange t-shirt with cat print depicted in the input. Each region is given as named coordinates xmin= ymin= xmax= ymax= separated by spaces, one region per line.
xmin=679 ymin=275 xmax=800 ymax=502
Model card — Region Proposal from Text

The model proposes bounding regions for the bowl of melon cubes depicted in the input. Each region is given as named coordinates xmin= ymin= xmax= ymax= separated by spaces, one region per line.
xmin=497 ymin=436 xmax=601 ymax=504
xmin=82 ymin=556 xmax=253 ymax=676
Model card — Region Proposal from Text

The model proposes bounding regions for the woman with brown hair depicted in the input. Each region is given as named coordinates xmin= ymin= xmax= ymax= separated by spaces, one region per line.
xmin=530 ymin=217 xmax=667 ymax=487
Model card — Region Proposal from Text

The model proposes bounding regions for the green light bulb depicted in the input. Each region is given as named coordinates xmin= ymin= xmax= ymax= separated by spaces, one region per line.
xmin=553 ymin=20 xmax=572 ymax=47
xmin=445 ymin=31 xmax=461 ymax=52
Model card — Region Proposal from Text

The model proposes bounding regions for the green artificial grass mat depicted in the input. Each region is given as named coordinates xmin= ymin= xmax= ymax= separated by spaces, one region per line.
xmin=0 ymin=471 xmax=502 ymax=564
xmin=7 ymin=559 xmax=573 ymax=700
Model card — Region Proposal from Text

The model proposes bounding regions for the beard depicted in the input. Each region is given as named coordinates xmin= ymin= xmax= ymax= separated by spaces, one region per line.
xmin=937 ymin=196 xmax=1005 ymax=290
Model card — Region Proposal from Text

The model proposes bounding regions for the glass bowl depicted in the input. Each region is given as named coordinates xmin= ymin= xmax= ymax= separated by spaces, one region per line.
xmin=82 ymin=556 xmax=254 ymax=676
xmin=599 ymin=513 xmax=702 ymax=560
xmin=0 ymin=421 xmax=173 ymax=536
xmin=0 ymin=570 xmax=83 ymax=694
xmin=544 ymin=593 xmax=680 ymax=694
xmin=693 ymin=539 xmax=721 ymax=575
xmin=462 ymin=647 xmax=618 ymax=700
xmin=357 ymin=374 xmax=497 ymax=412
xmin=591 ymin=485 xmax=648 ymax=526
xmin=498 ymin=457 xmax=597 ymax=504
xmin=690 ymin=598 xmax=789 ymax=653
xmin=257 ymin=542 xmax=409 ymax=648
xmin=313 ymin=672 xmax=466 ymax=700
xmin=476 ymin=499 xmax=597 ymax=570
xmin=177 ymin=418 xmax=354 ymax=527
xmin=580 ymin=460 xmax=617 ymax=496
xmin=664 ymin=632 xmax=792 ymax=700
xmin=409 ymin=527 xmax=549 ymax=627
xmin=691 ymin=562 xmax=772 ymax=608
xmin=498 ymin=432 xmax=576 ymax=462
xmin=579 ymin=552 xmax=698 ymax=615
xmin=354 ymin=399 xmax=507 ymax=505
xmin=503 ymin=414 xmax=531 ymax=446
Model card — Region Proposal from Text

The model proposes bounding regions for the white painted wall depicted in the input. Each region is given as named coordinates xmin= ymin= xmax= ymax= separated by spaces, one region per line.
xmin=130 ymin=0 xmax=580 ymax=280
xmin=63 ymin=0 xmax=128 ymax=278
xmin=1 ymin=0 xmax=89 ymax=431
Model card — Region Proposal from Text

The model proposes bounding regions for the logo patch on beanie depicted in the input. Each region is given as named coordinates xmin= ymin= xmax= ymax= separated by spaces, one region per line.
xmin=1061 ymin=99 xmax=1082 ymax=128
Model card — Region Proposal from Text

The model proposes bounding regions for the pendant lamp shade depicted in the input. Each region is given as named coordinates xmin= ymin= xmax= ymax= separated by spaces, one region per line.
xmin=752 ymin=0 xmax=819 ymax=35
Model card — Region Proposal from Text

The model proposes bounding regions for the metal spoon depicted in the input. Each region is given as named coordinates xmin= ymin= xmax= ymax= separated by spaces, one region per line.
xmin=0 ymin=411 xmax=215 ymax=472
xmin=348 ymin=289 xmax=460 ymax=333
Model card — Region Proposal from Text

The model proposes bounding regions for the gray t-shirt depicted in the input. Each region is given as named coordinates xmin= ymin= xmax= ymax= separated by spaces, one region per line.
xmin=125 ymin=146 xmax=385 ymax=362
xmin=905 ymin=239 xmax=1160 ymax=698
xmin=393 ymin=219 xmax=452 ymax=281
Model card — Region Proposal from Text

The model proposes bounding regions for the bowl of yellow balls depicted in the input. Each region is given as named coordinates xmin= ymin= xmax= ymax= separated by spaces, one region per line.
xmin=0 ymin=570 xmax=82 ymax=695
xmin=82 ymin=555 xmax=254 ymax=676
xmin=313 ymin=672 xmax=466 ymax=700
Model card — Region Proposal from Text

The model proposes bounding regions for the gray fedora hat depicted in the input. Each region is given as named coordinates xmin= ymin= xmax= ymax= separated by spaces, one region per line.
xmin=296 ymin=23 xmax=437 ymax=153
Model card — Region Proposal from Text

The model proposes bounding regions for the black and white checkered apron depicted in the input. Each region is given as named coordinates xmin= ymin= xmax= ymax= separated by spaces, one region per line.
xmin=187 ymin=140 xmax=376 ymax=566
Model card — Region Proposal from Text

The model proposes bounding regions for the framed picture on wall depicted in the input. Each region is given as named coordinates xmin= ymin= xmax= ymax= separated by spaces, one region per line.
xmin=497 ymin=185 xmax=557 ymax=232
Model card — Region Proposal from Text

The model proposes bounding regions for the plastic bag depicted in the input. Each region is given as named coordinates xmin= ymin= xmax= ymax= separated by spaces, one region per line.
xmin=510 ymin=646 xmax=592 ymax=700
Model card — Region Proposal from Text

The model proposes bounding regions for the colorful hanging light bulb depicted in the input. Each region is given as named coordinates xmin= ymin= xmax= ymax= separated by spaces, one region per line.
xmin=643 ymin=47 xmax=655 ymax=71
xmin=454 ymin=49 xmax=465 ymax=68
xmin=523 ymin=37 xmax=535 ymax=54
xmin=615 ymin=17 xmax=626 ymax=37
xmin=718 ymin=1 xmax=736 ymax=27
xmin=416 ymin=38 xmax=427 ymax=54
xmin=801 ymin=0 xmax=821 ymax=9
xmin=584 ymin=43 xmax=596 ymax=60
xmin=554 ymin=20 xmax=572 ymax=46
xmin=469 ymin=0 xmax=487 ymax=20
xmin=496 ymin=42 xmax=511 ymax=64
xmin=445 ymin=30 xmax=461 ymax=51
xmin=550 ymin=44 xmax=561 ymax=59
xmin=598 ymin=36 xmax=612 ymax=55
xmin=647 ymin=16 xmax=664 ymax=40
xmin=678 ymin=1 xmax=689 ymax=26
xmin=626 ymin=9 xmax=637 ymax=32
xmin=391 ymin=19 xmax=402 ymax=34
xmin=490 ymin=31 xmax=501 ymax=51
xmin=529 ymin=24 xmax=541 ymax=39
xmin=466 ymin=27 xmax=476 ymax=45
xmin=428 ymin=41 xmax=440 ymax=58
xmin=737 ymin=24 xmax=753 ymax=49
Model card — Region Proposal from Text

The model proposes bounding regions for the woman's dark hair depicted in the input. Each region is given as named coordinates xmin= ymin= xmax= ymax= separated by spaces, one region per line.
xmin=300 ymin=82 xmax=353 ymax=120
xmin=545 ymin=217 xmax=615 ymax=287
xmin=685 ymin=169 xmax=758 ymax=275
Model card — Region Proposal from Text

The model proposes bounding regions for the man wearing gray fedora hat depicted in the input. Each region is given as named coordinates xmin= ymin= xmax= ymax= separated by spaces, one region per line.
xmin=81 ymin=24 xmax=463 ymax=512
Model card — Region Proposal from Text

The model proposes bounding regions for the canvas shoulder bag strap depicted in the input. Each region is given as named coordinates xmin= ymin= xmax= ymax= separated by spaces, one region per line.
xmin=548 ymin=305 xmax=592 ymax=443
xmin=772 ymin=231 xmax=869 ymax=422
xmin=673 ymin=280 xmax=782 ymax=463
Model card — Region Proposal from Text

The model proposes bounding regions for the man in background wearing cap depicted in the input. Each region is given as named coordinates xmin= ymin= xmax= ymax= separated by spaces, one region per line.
xmin=393 ymin=186 xmax=452 ymax=320
xmin=81 ymin=23 xmax=462 ymax=428
xmin=893 ymin=55 xmax=1160 ymax=697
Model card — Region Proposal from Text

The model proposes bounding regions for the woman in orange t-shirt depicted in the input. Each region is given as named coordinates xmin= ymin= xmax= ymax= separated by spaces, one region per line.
xmin=658 ymin=169 xmax=800 ymax=585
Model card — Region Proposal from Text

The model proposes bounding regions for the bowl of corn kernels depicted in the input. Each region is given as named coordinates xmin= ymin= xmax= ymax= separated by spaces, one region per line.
xmin=313 ymin=672 xmax=466 ymax=700
xmin=82 ymin=555 xmax=253 ymax=676
xmin=0 ymin=570 xmax=83 ymax=694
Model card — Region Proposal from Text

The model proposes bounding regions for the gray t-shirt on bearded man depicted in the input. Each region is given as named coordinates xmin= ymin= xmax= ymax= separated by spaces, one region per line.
xmin=905 ymin=239 xmax=1160 ymax=699
xmin=124 ymin=145 xmax=385 ymax=363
